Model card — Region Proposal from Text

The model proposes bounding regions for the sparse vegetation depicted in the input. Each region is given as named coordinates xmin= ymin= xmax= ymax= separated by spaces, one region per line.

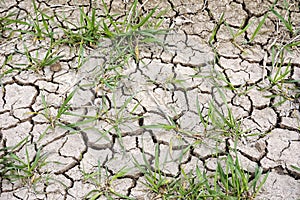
xmin=0 ymin=137 xmax=50 ymax=188
xmin=0 ymin=0 xmax=299 ymax=199
xmin=133 ymin=144 xmax=268 ymax=199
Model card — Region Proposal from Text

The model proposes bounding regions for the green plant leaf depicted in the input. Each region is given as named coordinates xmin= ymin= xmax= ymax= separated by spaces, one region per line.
xmin=271 ymin=8 xmax=293 ymax=33
xmin=249 ymin=13 xmax=269 ymax=43
xmin=56 ymin=89 xmax=76 ymax=119
xmin=133 ymin=6 xmax=157 ymax=30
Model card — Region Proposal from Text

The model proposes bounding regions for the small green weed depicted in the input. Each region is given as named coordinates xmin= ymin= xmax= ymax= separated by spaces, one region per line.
xmin=133 ymin=144 xmax=268 ymax=199
xmin=271 ymin=7 xmax=293 ymax=35
xmin=0 ymin=12 xmax=17 ymax=38
xmin=82 ymin=161 xmax=132 ymax=200
xmin=249 ymin=13 xmax=269 ymax=43
xmin=213 ymin=153 xmax=269 ymax=199
xmin=195 ymin=86 xmax=245 ymax=140
xmin=109 ymin=94 xmax=142 ymax=150
xmin=29 ymin=0 xmax=55 ymax=41
xmin=37 ymin=90 xmax=76 ymax=129
xmin=22 ymin=44 xmax=63 ymax=72
xmin=60 ymin=7 xmax=102 ymax=46
xmin=209 ymin=12 xmax=225 ymax=45
xmin=101 ymin=0 xmax=167 ymax=62
xmin=261 ymin=43 xmax=299 ymax=106
xmin=0 ymin=137 xmax=49 ymax=187
xmin=0 ymin=11 xmax=30 ymax=39
xmin=224 ymin=19 xmax=253 ymax=44
xmin=133 ymin=144 xmax=174 ymax=198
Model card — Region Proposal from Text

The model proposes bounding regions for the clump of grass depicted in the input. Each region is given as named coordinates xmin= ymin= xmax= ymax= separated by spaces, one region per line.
xmin=206 ymin=99 xmax=244 ymax=138
xmin=270 ymin=2 xmax=295 ymax=36
xmin=133 ymin=144 xmax=268 ymax=199
xmin=59 ymin=7 xmax=102 ymax=47
xmin=82 ymin=161 xmax=132 ymax=199
xmin=194 ymin=77 xmax=246 ymax=139
xmin=58 ymin=0 xmax=167 ymax=49
xmin=0 ymin=12 xmax=17 ymax=38
xmin=213 ymin=153 xmax=268 ymax=199
xmin=29 ymin=0 xmax=55 ymax=41
xmin=132 ymin=144 xmax=174 ymax=198
xmin=21 ymin=42 xmax=63 ymax=72
xmin=29 ymin=90 xmax=76 ymax=142
xmin=258 ymin=0 xmax=300 ymax=106
xmin=99 ymin=0 xmax=168 ymax=65
xmin=0 ymin=11 xmax=31 ymax=39
xmin=259 ymin=42 xmax=299 ymax=106
xmin=101 ymin=0 xmax=167 ymax=38
xmin=54 ymin=0 xmax=168 ymax=88
xmin=0 ymin=137 xmax=50 ymax=188
xmin=39 ymin=89 xmax=76 ymax=128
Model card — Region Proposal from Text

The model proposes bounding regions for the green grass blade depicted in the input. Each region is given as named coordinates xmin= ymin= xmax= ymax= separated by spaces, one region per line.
xmin=30 ymin=150 xmax=41 ymax=171
xmin=133 ymin=6 xmax=157 ymax=30
xmin=234 ymin=20 xmax=254 ymax=40
xmin=250 ymin=13 xmax=269 ymax=43
xmin=271 ymin=8 xmax=293 ymax=33
xmin=102 ymin=20 xmax=114 ymax=38
xmin=196 ymin=97 xmax=207 ymax=130
xmin=154 ymin=144 xmax=159 ymax=170
xmin=56 ymin=90 xmax=76 ymax=119
xmin=291 ymin=165 xmax=300 ymax=171
xmin=25 ymin=146 xmax=31 ymax=171
xmin=286 ymin=40 xmax=300 ymax=48
xmin=254 ymin=170 xmax=269 ymax=197
xmin=209 ymin=12 xmax=224 ymax=45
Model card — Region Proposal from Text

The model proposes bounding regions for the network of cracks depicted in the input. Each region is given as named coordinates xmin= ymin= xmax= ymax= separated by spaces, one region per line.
xmin=0 ymin=0 xmax=300 ymax=199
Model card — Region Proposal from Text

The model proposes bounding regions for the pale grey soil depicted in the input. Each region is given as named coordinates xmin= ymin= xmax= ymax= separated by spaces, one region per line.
xmin=0 ymin=0 xmax=300 ymax=199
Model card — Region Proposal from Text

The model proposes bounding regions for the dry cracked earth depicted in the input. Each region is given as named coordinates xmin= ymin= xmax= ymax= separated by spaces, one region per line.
xmin=0 ymin=0 xmax=300 ymax=199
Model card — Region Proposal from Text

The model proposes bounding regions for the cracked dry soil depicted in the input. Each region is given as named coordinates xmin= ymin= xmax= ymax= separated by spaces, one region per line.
xmin=1 ymin=0 xmax=300 ymax=199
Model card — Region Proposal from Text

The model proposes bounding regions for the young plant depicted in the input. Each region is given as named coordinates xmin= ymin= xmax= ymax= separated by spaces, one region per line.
xmin=101 ymin=0 xmax=168 ymax=62
xmin=82 ymin=161 xmax=132 ymax=199
xmin=209 ymin=12 xmax=225 ymax=46
xmin=0 ymin=12 xmax=17 ymax=38
xmin=38 ymin=90 xmax=76 ymax=129
xmin=269 ymin=59 xmax=291 ymax=86
xmin=108 ymin=94 xmax=143 ymax=150
xmin=196 ymin=87 xmax=245 ymax=139
xmin=214 ymin=153 xmax=269 ymax=199
xmin=133 ymin=144 xmax=173 ymax=198
xmin=208 ymin=100 xmax=245 ymax=138
xmin=60 ymin=7 xmax=102 ymax=47
xmin=132 ymin=143 xmax=269 ymax=199
xmin=168 ymin=167 xmax=208 ymax=199
xmin=271 ymin=7 xmax=294 ymax=35
xmin=0 ymin=137 xmax=50 ymax=188
xmin=261 ymin=45 xmax=299 ymax=106
xmin=94 ymin=60 xmax=125 ymax=92
xmin=224 ymin=20 xmax=253 ymax=44
xmin=0 ymin=54 xmax=17 ymax=85
xmin=0 ymin=10 xmax=32 ymax=39
xmin=248 ymin=13 xmax=269 ymax=43
xmin=21 ymin=40 xmax=63 ymax=72
xmin=29 ymin=0 xmax=55 ymax=41
xmin=0 ymin=137 xmax=28 ymax=178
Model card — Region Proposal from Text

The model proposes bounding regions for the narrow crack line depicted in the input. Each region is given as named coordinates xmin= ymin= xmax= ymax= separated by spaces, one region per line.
xmin=54 ymin=160 xmax=78 ymax=175
xmin=279 ymin=140 xmax=291 ymax=158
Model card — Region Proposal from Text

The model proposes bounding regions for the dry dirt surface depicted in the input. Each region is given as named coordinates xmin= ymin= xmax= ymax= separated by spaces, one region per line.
xmin=0 ymin=0 xmax=300 ymax=199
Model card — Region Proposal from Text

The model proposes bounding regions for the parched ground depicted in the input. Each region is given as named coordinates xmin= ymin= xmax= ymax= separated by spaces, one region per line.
xmin=0 ymin=0 xmax=300 ymax=199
